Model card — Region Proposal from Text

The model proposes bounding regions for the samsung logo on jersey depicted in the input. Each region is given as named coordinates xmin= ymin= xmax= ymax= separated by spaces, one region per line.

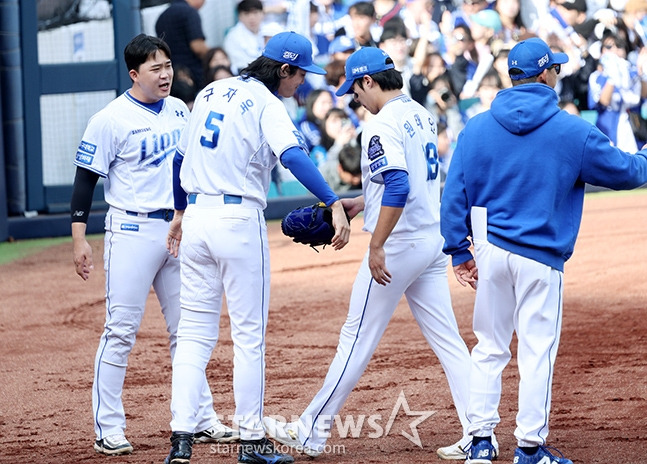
xmin=121 ymin=223 xmax=139 ymax=232
xmin=370 ymin=157 xmax=387 ymax=173
xmin=78 ymin=141 xmax=97 ymax=154
xmin=131 ymin=127 xmax=151 ymax=135
xmin=283 ymin=51 xmax=299 ymax=61
xmin=75 ymin=152 xmax=94 ymax=165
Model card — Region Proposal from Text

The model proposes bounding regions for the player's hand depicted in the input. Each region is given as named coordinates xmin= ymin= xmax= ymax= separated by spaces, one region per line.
xmin=369 ymin=244 xmax=391 ymax=285
xmin=330 ymin=200 xmax=351 ymax=250
xmin=341 ymin=196 xmax=364 ymax=220
xmin=453 ymin=259 xmax=478 ymax=290
xmin=73 ymin=238 xmax=94 ymax=281
xmin=166 ymin=211 xmax=184 ymax=258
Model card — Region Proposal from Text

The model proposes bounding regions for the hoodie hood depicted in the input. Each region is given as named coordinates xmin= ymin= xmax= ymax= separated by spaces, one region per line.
xmin=490 ymin=83 xmax=561 ymax=135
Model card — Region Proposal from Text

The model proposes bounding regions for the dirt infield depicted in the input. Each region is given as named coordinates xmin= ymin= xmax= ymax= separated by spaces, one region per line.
xmin=1 ymin=191 xmax=646 ymax=464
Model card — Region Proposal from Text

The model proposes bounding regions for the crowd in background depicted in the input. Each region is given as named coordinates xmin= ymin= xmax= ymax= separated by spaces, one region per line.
xmin=157 ymin=0 xmax=647 ymax=192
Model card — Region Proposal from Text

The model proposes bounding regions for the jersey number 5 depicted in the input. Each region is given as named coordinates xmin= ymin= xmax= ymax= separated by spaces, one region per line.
xmin=200 ymin=111 xmax=225 ymax=149
xmin=424 ymin=142 xmax=439 ymax=181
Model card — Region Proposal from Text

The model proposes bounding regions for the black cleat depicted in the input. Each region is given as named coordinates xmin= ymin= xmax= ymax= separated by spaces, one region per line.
xmin=238 ymin=437 xmax=295 ymax=464
xmin=164 ymin=432 xmax=194 ymax=464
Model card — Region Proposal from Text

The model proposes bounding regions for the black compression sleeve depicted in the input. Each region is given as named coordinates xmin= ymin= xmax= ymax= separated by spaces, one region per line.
xmin=70 ymin=167 xmax=100 ymax=224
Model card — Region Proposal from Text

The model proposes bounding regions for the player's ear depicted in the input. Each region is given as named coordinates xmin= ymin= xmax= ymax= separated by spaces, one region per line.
xmin=278 ymin=63 xmax=290 ymax=78
xmin=128 ymin=69 xmax=139 ymax=83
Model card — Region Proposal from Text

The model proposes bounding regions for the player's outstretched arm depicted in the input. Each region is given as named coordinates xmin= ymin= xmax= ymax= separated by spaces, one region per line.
xmin=341 ymin=195 xmax=365 ymax=220
xmin=453 ymin=259 xmax=478 ymax=290
xmin=166 ymin=210 xmax=184 ymax=258
xmin=329 ymin=200 xmax=351 ymax=250
xmin=72 ymin=222 xmax=94 ymax=280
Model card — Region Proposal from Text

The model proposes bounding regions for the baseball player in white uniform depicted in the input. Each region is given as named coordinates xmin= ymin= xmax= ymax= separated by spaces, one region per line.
xmin=70 ymin=34 xmax=237 ymax=456
xmin=263 ymin=46 xmax=480 ymax=459
xmin=163 ymin=31 xmax=351 ymax=464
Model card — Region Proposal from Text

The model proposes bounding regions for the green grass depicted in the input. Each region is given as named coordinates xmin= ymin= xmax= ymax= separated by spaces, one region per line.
xmin=0 ymin=234 xmax=103 ymax=266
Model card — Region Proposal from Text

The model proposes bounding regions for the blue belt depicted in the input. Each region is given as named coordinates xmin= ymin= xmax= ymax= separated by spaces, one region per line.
xmin=188 ymin=193 xmax=243 ymax=205
xmin=126 ymin=209 xmax=174 ymax=221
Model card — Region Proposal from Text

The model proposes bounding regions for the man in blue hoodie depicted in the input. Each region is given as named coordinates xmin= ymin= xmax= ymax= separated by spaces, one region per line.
xmin=440 ymin=37 xmax=647 ymax=464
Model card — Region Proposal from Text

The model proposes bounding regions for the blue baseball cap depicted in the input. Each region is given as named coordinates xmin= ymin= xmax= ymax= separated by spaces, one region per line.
xmin=335 ymin=47 xmax=395 ymax=96
xmin=262 ymin=31 xmax=326 ymax=75
xmin=508 ymin=37 xmax=569 ymax=80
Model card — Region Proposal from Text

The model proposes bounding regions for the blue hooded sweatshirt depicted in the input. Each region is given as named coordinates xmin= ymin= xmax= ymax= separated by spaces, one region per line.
xmin=441 ymin=83 xmax=647 ymax=272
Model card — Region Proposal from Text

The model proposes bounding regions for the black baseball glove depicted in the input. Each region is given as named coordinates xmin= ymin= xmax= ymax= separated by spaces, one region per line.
xmin=281 ymin=202 xmax=342 ymax=250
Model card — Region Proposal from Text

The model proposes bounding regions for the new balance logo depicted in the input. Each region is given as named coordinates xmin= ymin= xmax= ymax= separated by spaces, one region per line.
xmin=477 ymin=449 xmax=491 ymax=458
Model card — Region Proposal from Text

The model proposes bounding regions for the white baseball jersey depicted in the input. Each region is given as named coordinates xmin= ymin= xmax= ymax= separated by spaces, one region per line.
xmin=178 ymin=76 xmax=304 ymax=209
xmin=360 ymin=94 xmax=440 ymax=238
xmin=74 ymin=91 xmax=189 ymax=212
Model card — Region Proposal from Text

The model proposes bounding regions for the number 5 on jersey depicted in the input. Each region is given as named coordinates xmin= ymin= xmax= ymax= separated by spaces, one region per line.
xmin=200 ymin=111 xmax=224 ymax=148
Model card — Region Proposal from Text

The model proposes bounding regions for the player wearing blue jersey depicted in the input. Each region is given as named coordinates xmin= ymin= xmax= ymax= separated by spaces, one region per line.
xmin=70 ymin=34 xmax=237 ymax=457
xmin=163 ymin=31 xmax=351 ymax=464
xmin=263 ymin=46 xmax=478 ymax=460
xmin=440 ymin=38 xmax=647 ymax=464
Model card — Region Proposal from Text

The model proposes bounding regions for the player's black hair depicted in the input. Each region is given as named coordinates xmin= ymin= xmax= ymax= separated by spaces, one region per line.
xmin=124 ymin=34 xmax=171 ymax=73
xmin=239 ymin=56 xmax=300 ymax=94
xmin=353 ymin=57 xmax=403 ymax=93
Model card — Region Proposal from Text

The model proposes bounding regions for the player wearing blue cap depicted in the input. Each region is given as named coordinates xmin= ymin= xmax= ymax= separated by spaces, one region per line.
xmin=162 ymin=31 xmax=350 ymax=464
xmin=263 ymin=46 xmax=477 ymax=459
xmin=441 ymin=37 xmax=647 ymax=464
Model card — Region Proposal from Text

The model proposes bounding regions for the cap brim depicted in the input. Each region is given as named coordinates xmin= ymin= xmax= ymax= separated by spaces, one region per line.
xmin=553 ymin=51 xmax=569 ymax=65
xmin=301 ymin=64 xmax=327 ymax=75
xmin=336 ymin=78 xmax=354 ymax=97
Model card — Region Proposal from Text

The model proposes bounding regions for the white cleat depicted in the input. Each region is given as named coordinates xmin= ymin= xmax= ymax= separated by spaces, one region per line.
xmin=263 ymin=416 xmax=321 ymax=458
xmin=437 ymin=434 xmax=499 ymax=461
xmin=194 ymin=420 xmax=240 ymax=443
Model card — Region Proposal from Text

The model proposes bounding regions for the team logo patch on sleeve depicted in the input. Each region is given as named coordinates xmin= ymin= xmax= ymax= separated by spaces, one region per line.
xmin=367 ymin=135 xmax=385 ymax=160
xmin=369 ymin=156 xmax=388 ymax=173
xmin=75 ymin=140 xmax=97 ymax=165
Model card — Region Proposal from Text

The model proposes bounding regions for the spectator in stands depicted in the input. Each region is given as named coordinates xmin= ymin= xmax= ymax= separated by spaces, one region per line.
xmin=298 ymin=88 xmax=335 ymax=151
xmin=459 ymin=9 xmax=501 ymax=99
xmin=310 ymin=107 xmax=357 ymax=167
xmin=311 ymin=0 xmax=348 ymax=61
xmin=338 ymin=1 xmax=379 ymax=48
xmin=411 ymin=18 xmax=450 ymax=107
xmin=319 ymin=138 xmax=362 ymax=192
xmin=202 ymin=46 xmax=232 ymax=83
xmin=379 ymin=18 xmax=414 ymax=95
xmin=328 ymin=35 xmax=357 ymax=61
xmin=464 ymin=67 xmax=505 ymax=118
xmin=374 ymin=0 xmax=403 ymax=28
xmin=496 ymin=0 xmax=527 ymax=44
xmin=206 ymin=65 xmax=235 ymax=82
xmin=446 ymin=25 xmax=480 ymax=99
xmin=171 ymin=78 xmax=197 ymax=110
xmin=155 ymin=0 xmax=209 ymax=91
xmin=223 ymin=0 xmax=265 ymax=74
xmin=588 ymin=31 xmax=642 ymax=151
